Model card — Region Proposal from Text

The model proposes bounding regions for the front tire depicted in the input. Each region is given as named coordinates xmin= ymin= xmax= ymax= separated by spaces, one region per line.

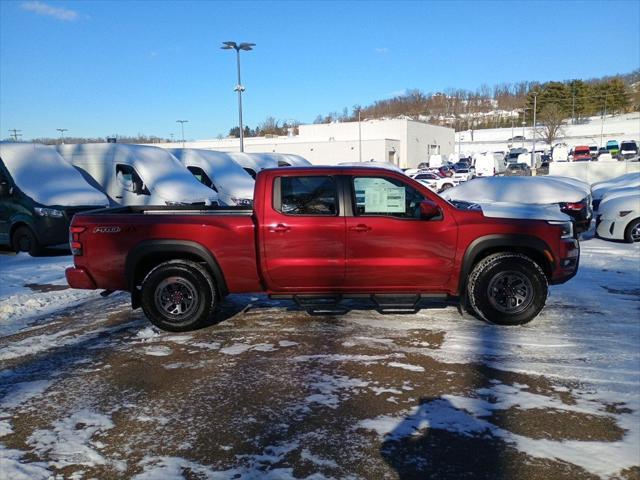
xmin=140 ymin=260 xmax=217 ymax=332
xmin=12 ymin=226 xmax=43 ymax=256
xmin=467 ymin=252 xmax=548 ymax=325
xmin=624 ymin=218 xmax=640 ymax=243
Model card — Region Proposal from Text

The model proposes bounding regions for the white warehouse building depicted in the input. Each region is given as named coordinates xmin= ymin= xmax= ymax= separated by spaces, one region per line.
xmin=153 ymin=118 xmax=455 ymax=169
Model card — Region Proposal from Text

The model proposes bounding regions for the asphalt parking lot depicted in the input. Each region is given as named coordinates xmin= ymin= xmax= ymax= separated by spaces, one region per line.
xmin=0 ymin=237 xmax=639 ymax=479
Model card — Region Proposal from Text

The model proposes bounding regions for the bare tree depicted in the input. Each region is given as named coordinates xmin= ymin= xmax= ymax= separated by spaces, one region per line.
xmin=536 ymin=104 xmax=566 ymax=147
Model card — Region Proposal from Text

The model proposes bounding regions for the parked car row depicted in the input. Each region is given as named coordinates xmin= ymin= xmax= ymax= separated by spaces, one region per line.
xmin=0 ymin=142 xmax=310 ymax=254
xmin=593 ymin=173 xmax=640 ymax=243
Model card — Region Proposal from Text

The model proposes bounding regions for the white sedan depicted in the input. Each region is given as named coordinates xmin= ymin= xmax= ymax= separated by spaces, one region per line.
xmin=596 ymin=193 xmax=640 ymax=243
xmin=410 ymin=172 xmax=455 ymax=193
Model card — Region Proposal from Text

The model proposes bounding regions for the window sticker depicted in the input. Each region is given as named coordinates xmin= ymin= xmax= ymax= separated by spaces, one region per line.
xmin=364 ymin=185 xmax=405 ymax=213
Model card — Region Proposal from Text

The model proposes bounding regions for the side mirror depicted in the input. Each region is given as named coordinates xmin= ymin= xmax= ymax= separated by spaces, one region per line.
xmin=419 ymin=200 xmax=441 ymax=220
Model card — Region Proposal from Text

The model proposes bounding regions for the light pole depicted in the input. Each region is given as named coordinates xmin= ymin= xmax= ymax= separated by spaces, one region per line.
xmin=57 ymin=128 xmax=68 ymax=144
xmin=531 ymin=92 xmax=538 ymax=164
xmin=169 ymin=133 xmax=174 ymax=143
xmin=176 ymin=120 xmax=188 ymax=148
xmin=358 ymin=109 xmax=362 ymax=162
xmin=221 ymin=41 xmax=255 ymax=153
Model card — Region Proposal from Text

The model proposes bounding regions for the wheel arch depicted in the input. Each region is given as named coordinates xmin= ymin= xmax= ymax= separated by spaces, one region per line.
xmin=125 ymin=240 xmax=229 ymax=308
xmin=459 ymin=234 xmax=554 ymax=293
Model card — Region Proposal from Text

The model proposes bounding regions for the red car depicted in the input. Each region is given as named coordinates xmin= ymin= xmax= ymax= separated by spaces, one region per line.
xmin=66 ymin=166 xmax=579 ymax=331
xmin=572 ymin=146 xmax=592 ymax=162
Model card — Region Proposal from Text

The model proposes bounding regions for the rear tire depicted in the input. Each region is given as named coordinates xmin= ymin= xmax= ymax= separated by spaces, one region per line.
xmin=140 ymin=259 xmax=217 ymax=332
xmin=467 ymin=252 xmax=548 ymax=326
xmin=624 ymin=218 xmax=640 ymax=243
xmin=440 ymin=183 xmax=453 ymax=191
xmin=11 ymin=226 xmax=43 ymax=256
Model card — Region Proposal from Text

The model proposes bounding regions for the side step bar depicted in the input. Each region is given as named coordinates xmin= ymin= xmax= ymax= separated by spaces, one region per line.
xmin=269 ymin=293 xmax=453 ymax=315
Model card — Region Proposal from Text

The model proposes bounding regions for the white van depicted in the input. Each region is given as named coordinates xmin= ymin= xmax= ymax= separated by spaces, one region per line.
xmin=57 ymin=143 xmax=218 ymax=206
xmin=552 ymin=144 xmax=569 ymax=162
xmin=168 ymin=149 xmax=255 ymax=206
xmin=474 ymin=152 xmax=506 ymax=177
xmin=227 ymin=152 xmax=275 ymax=179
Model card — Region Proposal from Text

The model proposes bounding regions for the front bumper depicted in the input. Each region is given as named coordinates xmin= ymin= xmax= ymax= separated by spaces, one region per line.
xmin=65 ymin=267 xmax=97 ymax=289
xmin=550 ymin=238 xmax=580 ymax=285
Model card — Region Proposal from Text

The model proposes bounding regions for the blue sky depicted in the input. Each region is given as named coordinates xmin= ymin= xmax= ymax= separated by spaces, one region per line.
xmin=1 ymin=0 xmax=638 ymax=140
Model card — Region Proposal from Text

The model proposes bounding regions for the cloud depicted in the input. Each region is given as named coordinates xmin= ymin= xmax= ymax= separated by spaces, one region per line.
xmin=374 ymin=47 xmax=390 ymax=54
xmin=21 ymin=1 xmax=80 ymax=21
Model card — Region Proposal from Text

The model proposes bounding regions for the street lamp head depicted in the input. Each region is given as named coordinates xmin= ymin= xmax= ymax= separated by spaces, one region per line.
xmin=221 ymin=41 xmax=237 ymax=50
xmin=238 ymin=42 xmax=255 ymax=51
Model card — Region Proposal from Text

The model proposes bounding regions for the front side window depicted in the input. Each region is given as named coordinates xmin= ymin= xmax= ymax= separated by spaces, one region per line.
xmin=276 ymin=176 xmax=338 ymax=215
xmin=187 ymin=166 xmax=217 ymax=191
xmin=353 ymin=176 xmax=425 ymax=218
xmin=115 ymin=164 xmax=147 ymax=195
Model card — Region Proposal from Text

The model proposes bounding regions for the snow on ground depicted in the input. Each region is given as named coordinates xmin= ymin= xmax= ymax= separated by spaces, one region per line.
xmin=0 ymin=235 xmax=638 ymax=479
xmin=0 ymin=251 xmax=96 ymax=336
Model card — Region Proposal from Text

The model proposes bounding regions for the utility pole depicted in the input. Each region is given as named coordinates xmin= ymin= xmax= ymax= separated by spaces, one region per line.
xmin=600 ymin=94 xmax=607 ymax=148
xmin=221 ymin=41 xmax=255 ymax=153
xmin=8 ymin=129 xmax=22 ymax=142
xmin=57 ymin=128 xmax=68 ymax=144
xmin=170 ymin=133 xmax=174 ymax=143
xmin=358 ymin=109 xmax=362 ymax=162
xmin=176 ymin=120 xmax=188 ymax=148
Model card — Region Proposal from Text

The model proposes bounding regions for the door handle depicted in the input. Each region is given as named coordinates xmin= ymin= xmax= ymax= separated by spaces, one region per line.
xmin=349 ymin=224 xmax=371 ymax=232
xmin=269 ymin=223 xmax=291 ymax=233
xmin=115 ymin=196 xmax=123 ymax=199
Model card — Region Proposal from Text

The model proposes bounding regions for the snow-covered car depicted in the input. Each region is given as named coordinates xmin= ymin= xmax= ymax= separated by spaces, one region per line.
xmin=410 ymin=171 xmax=456 ymax=192
xmin=596 ymin=193 xmax=640 ymax=243
xmin=168 ymin=148 xmax=255 ymax=206
xmin=441 ymin=176 xmax=593 ymax=234
xmin=591 ymin=172 xmax=640 ymax=209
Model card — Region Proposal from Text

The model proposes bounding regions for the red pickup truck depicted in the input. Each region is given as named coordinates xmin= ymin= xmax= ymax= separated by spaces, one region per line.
xmin=66 ymin=166 xmax=579 ymax=331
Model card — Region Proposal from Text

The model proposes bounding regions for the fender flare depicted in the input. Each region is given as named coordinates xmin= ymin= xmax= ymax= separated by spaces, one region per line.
xmin=125 ymin=239 xmax=229 ymax=297
xmin=458 ymin=234 xmax=554 ymax=293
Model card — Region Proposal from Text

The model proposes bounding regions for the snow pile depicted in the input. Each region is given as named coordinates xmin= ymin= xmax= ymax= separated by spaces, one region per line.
xmin=0 ymin=143 xmax=108 ymax=207
xmin=442 ymin=176 xmax=589 ymax=204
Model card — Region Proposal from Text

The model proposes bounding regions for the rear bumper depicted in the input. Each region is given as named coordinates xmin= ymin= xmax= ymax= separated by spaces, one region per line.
xmin=65 ymin=266 xmax=97 ymax=289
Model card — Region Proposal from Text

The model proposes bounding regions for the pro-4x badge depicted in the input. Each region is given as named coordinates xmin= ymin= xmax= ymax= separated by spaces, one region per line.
xmin=93 ymin=226 xmax=121 ymax=234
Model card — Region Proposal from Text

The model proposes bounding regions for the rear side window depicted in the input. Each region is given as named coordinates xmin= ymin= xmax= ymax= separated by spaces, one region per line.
xmin=352 ymin=176 xmax=425 ymax=218
xmin=275 ymin=176 xmax=338 ymax=215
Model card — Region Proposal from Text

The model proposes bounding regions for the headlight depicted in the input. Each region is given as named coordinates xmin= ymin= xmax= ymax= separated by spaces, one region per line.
xmin=231 ymin=197 xmax=253 ymax=207
xmin=34 ymin=207 xmax=63 ymax=218
xmin=548 ymin=220 xmax=573 ymax=239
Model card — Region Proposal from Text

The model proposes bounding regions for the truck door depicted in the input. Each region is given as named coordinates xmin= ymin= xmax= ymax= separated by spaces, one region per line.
xmin=260 ymin=174 xmax=345 ymax=291
xmin=345 ymin=174 xmax=457 ymax=290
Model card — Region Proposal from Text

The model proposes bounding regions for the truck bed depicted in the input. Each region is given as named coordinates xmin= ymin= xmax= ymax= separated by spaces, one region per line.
xmin=69 ymin=205 xmax=261 ymax=293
